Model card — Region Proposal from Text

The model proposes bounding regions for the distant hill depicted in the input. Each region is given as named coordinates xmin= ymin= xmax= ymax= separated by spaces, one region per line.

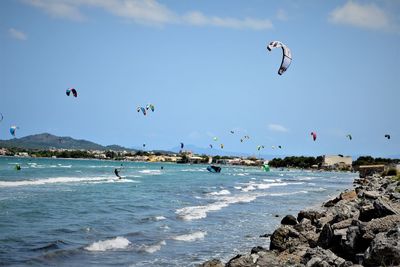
xmin=0 ymin=133 xmax=136 ymax=152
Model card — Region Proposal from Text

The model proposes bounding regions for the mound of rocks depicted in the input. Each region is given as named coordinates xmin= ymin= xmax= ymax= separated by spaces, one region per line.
xmin=200 ymin=175 xmax=400 ymax=267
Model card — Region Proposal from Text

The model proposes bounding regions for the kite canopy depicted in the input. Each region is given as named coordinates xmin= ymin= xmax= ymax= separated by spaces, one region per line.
xmin=385 ymin=134 xmax=391 ymax=139
xmin=66 ymin=88 xmax=77 ymax=97
xmin=146 ymin=104 xmax=155 ymax=112
xmin=230 ymin=130 xmax=234 ymax=134
xmin=137 ymin=107 xmax=146 ymax=116
xmin=209 ymin=144 xmax=213 ymax=149
xmin=10 ymin=125 xmax=19 ymax=137
xmin=267 ymin=41 xmax=292 ymax=75
xmin=346 ymin=134 xmax=352 ymax=140
xmin=0 ymin=113 xmax=3 ymax=122
xmin=213 ymin=137 xmax=218 ymax=141
xmin=257 ymin=145 xmax=265 ymax=151
xmin=311 ymin=132 xmax=317 ymax=141
xmin=180 ymin=142 xmax=184 ymax=149
xmin=220 ymin=144 xmax=224 ymax=149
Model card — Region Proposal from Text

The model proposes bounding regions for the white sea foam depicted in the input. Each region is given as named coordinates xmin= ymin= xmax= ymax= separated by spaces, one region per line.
xmin=138 ymin=170 xmax=162 ymax=175
xmin=172 ymin=231 xmax=207 ymax=242
xmin=208 ymin=189 xmax=231 ymax=196
xmin=263 ymin=179 xmax=282 ymax=183
xmin=138 ymin=240 xmax=166 ymax=253
xmin=269 ymin=191 xmax=308 ymax=196
xmin=155 ymin=216 xmax=166 ymax=221
xmin=0 ymin=176 xmax=113 ymax=187
xmin=240 ymin=182 xmax=288 ymax=192
xmin=176 ymin=194 xmax=258 ymax=221
xmin=85 ymin=237 xmax=131 ymax=251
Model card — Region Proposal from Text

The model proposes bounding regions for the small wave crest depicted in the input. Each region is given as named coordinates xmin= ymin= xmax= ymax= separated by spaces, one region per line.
xmin=207 ymin=189 xmax=231 ymax=196
xmin=172 ymin=231 xmax=207 ymax=242
xmin=138 ymin=170 xmax=162 ymax=175
xmin=176 ymin=194 xmax=258 ymax=221
xmin=0 ymin=176 xmax=113 ymax=187
xmin=85 ymin=237 xmax=130 ymax=252
xmin=138 ymin=240 xmax=166 ymax=253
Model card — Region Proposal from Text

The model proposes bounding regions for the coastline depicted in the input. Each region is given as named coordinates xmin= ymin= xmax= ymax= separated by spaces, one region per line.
xmin=200 ymin=174 xmax=400 ymax=267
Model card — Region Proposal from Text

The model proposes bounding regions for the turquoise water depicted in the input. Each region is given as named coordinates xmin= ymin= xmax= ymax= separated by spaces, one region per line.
xmin=0 ymin=157 xmax=356 ymax=266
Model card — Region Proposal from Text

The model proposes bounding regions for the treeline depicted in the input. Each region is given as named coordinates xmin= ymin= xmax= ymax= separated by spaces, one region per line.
xmin=352 ymin=156 xmax=399 ymax=168
xmin=268 ymin=156 xmax=324 ymax=169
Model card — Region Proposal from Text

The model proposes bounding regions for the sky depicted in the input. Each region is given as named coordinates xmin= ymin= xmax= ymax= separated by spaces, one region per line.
xmin=1 ymin=0 xmax=400 ymax=157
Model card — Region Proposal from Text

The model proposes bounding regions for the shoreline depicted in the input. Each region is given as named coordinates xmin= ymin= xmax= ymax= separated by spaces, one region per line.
xmin=200 ymin=174 xmax=400 ymax=267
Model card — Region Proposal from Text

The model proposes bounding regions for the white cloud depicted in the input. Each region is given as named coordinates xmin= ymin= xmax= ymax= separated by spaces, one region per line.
xmin=8 ymin=28 xmax=27 ymax=40
xmin=183 ymin=11 xmax=273 ymax=30
xmin=268 ymin=124 xmax=288 ymax=133
xmin=24 ymin=0 xmax=85 ymax=21
xmin=23 ymin=0 xmax=273 ymax=30
xmin=329 ymin=1 xmax=390 ymax=31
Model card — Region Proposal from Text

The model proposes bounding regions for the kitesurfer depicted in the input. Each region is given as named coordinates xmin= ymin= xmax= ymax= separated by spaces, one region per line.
xmin=114 ymin=168 xmax=121 ymax=179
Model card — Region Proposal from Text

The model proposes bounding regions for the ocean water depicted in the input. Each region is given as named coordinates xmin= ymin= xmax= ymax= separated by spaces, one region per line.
xmin=0 ymin=157 xmax=357 ymax=266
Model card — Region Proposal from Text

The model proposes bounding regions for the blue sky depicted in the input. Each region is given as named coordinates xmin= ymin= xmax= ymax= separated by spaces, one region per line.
xmin=1 ymin=0 xmax=399 ymax=157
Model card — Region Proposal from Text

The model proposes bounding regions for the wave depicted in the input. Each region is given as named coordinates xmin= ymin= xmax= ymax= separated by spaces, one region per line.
xmin=269 ymin=191 xmax=308 ymax=196
xmin=172 ymin=231 xmax=207 ymax=242
xmin=138 ymin=240 xmax=166 ymax=253
xmin=85 ymin=237 xmax=130 ymax=252
xmin=138 ymin=170 xmax=162 ymax=175
xmin=240 ymin=182 xmax=289 ymax=192
xmin=207 ymin=189 xmax=231 ymax=196
xmin=0 ymin=176 xmax=114 ymax=187
xmin=176 ymin=194 xmax=258 ymax=221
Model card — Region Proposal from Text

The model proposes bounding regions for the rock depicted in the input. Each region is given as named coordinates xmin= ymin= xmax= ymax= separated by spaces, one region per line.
xmin=317 ymin=224 xmax=334 ymax=249
xmin=255 ymin=250 xmax=283 ymax=267
xmin=361 ymin=214 xmax=400 ymax=242
xmin=390 ymin=192 xmax=400 ymax=200
xmin=363 ymin=191 xmax=381 ymax=199
xmin=270 ymin=227 xmax=290 ymax=251
xmin=331 ymin=218 xmax=353 ymax=230
xmin=372 ymin=198 xmax=398 ymax=217
xmin=297 ymin=210 xmax=323 ymax=225
xmin=340 ymin=191 xmax=357 ymax=201
xmin=302 ymin=247 xmax=350 ymax=267
xmin=199 ymin=259 xmax=225 ymax=267
xmin=294 ymin=219 xmax=319 ymax=248
xmin=358 ymin=203 xmax=376 ymax=222
xmin=281 ymin=215 xmax=298 ymax=225
xmin=250 ymin=246 xmax=267 ymax=254
xmin=364 ymin=226 xmax=400 ymax=267
xmin=324 ymin=197 xmax=340 ymax=207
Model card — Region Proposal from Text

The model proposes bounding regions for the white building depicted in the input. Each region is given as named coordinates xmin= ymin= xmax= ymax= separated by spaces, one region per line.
xmin=322 ymin=155 xmax=352 ymax=169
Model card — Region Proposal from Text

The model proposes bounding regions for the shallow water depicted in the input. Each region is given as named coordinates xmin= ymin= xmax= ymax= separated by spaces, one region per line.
xmin=0 ymin=157 xmax=356 ymax=266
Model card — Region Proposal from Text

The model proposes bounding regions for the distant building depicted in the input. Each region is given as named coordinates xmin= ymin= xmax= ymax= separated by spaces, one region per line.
xmin=322 ymin=155 xmax=352 ymax=170
xmin=358 ymin=165 xmax=385 ymax=178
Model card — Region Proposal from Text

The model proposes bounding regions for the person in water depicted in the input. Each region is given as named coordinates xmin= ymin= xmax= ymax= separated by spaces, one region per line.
xmin=114 ymin=168 xmax=121 ymax=179
xmin=15 ymin=164 xmax=21 ymax=171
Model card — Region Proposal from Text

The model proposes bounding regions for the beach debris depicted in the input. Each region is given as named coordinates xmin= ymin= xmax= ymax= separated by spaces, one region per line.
xmin=311 ymin=132 xmax=317 ymax=141
xmin=66 ymin=88 xmax=78 ymax=97
xmin=385 ymin=134 xmax=391 ymax=139
xmin=267 ymin=41 xmax=292 ymax=75
xmin=10 ymin=125 xmax=19 ymax=137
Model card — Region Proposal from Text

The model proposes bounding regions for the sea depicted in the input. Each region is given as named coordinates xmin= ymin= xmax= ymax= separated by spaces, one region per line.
xmin=0 ymin=157 xmax=357 ymax=266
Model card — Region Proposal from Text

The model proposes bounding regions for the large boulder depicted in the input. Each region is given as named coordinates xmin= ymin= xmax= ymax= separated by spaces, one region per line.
xmin=360 ymin=215 xmax=400 ymax=242
xmin=364 ymin=226 xmax=400 ymax=267
xmin=301 ymin=247 xmax=352 ymax=267
xmin=281 ymin=214 xmax=298 ymax=225
xmin=297 ymin=210 xmax=323 ymax=225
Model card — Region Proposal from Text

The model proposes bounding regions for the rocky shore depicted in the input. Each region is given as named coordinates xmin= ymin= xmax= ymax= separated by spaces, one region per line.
xmin=200 ymin=175 xmax=400 ymax=267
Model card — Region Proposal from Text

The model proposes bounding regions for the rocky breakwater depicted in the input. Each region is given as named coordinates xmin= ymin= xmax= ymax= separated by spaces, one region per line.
xmin=200 ymin=175 xmax=400 ymax=267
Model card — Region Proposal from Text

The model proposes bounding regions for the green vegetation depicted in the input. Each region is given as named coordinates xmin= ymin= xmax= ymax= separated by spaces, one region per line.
xmin=269 ymin=156 xmax=323 ymax=169
xmin=352 ymin=156 xmax=399 ymax=168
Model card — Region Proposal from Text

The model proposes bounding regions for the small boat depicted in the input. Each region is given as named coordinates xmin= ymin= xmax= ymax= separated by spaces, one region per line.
xmin=207 ymin=165 xmax=221 ymax=173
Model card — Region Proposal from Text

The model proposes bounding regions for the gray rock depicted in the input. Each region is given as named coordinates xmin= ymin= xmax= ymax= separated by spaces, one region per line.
xmin=363 ymin=191 xmax=381 ymax=199
xmin=372 ymin=198 xmax=398 ymax=217
xmin=270 ymin=227 xmax=290 ymax=251
xmin=298 ymin=210 xmax=324 ymax=225
xmin=361 ymin=214 xmax=400 ymax=241
xmin=364 ymin=226 xmax=400 ymax=267
xmin=250 ymin=246 xmax=267 ymax=254
xmin=302 ymin=247 xmax=349 ymax=267
xmin=281 ymin=214 xmax=298 ymax=225
xmin=198 ymin=259 xmax=224 ymax=267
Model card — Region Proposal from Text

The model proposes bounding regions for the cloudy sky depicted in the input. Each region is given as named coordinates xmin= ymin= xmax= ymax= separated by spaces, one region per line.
xmin=1 ymin=0 xmax=399 ymax=157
